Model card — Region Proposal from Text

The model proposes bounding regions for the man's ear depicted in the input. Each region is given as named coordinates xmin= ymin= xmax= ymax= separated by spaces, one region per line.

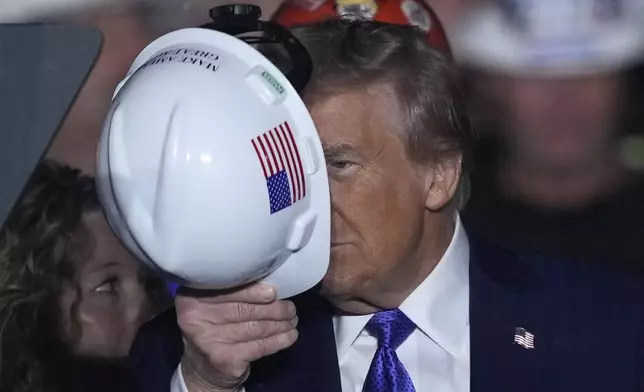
xmin=423 ymin=154 xmax=462 ymax=211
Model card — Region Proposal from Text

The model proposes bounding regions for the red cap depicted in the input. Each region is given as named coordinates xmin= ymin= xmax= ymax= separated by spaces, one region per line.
xmin=272 ymin=0 xmax=450 ymax=54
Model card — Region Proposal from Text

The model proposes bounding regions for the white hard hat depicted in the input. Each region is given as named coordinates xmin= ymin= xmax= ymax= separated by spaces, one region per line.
xmin=451 ymin=0 xmax=644 ymax=76
xmin=96 ymin=7 xmax=330 ymax=299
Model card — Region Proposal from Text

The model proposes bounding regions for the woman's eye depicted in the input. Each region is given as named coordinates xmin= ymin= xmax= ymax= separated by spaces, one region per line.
xmin=95 ymin=278 xmax=119 ymax=294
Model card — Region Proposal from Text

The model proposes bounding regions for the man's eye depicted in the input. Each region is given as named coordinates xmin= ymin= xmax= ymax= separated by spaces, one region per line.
xmin=329 ymin=160 xmax=354 ymax=170
xmin=95 ymin=278 xmax=119 ymax=294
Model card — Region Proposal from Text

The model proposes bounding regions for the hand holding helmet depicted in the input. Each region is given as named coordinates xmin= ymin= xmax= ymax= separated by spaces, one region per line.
xmin=176 ymin=283 xmax=297 ymax=392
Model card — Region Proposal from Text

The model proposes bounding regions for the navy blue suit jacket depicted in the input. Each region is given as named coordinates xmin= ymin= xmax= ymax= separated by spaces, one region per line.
xmin=130 ymin=238 xmax=644 ymax=391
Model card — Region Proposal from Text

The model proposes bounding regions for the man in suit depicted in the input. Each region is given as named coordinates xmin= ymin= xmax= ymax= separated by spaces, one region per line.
xmin=129 ymin=18 xmax=644 ymax=392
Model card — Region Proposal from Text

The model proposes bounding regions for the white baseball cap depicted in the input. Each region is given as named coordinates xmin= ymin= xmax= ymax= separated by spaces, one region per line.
xmin=451 ymin=0 xmax=644 ymax=77
xmin=96 ymin=11 xmax=330 ymax=299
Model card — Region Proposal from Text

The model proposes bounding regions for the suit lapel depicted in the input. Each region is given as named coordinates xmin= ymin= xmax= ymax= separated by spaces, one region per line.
xmin=469 ymin=238 xmax=549 ymax=392
xmin=247 ymin=292 xmax=342 ymax=392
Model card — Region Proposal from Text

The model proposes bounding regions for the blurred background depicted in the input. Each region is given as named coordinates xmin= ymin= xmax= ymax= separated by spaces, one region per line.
xmin=0 ymin=0 xmax=473 ymax=174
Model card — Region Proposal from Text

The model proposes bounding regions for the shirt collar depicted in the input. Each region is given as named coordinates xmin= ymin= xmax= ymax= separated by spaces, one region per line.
xmin=333 ymin=215 xmax=470 ymax=360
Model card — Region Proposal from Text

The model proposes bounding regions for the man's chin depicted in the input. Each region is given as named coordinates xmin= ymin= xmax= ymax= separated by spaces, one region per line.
xmin=326 ymin=297 xmax=380 ymax=315
xmin=318 ymin=270 xmax=348 ymax=297
xmin=317 ymin=279 xmax=378 ymax=315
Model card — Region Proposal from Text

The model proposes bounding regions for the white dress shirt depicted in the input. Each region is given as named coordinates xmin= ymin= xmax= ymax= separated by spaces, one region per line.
xmin=172 ymin=217 xmax=471 ymax=392
xmin=335 ymin=216 xmax=470 ymax=392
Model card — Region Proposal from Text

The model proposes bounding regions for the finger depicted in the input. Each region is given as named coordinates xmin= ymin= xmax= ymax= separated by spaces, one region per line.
xmin=176 ymin=300 xmax=295 ymax=339
xmin=209 ymin=301 xmax=297 ymax=324
xmin=239 ymin=329 xmax=299 ymax=363
xmin=177 ymin=283 xmax=277 ymax=305
xmin=178 ymin=299 xmax=296 ymax=325
xmin=218 ymin=317 xmax=299 ymax=343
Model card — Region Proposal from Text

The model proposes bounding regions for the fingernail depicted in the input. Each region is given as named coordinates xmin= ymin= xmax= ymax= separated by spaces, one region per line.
xmin=261 ymin=286 xmax=276 ymax=301
xmin=287 ymin=301 xmax=296 ymax=315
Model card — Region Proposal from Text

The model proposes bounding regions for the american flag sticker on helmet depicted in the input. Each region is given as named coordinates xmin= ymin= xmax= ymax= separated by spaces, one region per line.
xmin=251 ymin=121 xmax=306 ymax=214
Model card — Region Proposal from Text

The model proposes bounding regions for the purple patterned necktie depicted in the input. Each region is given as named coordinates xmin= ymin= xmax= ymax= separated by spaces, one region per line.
xmin=363 ymin=309 xmax=417 ymax=392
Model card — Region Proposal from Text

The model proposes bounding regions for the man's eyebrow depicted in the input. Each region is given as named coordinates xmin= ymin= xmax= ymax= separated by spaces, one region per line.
xmin=323 ymin=143 xmax=356 ymax=157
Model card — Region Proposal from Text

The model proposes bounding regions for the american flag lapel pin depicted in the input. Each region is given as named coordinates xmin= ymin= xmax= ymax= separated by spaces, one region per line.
xmin=514 ymin=327 xmax=535 ymax=349
xmin=251 ymin=121 xmax=307 ymax=215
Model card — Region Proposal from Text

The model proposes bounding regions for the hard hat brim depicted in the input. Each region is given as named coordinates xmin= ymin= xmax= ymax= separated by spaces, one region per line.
xmin=259 ymin=156 xmax=331 ymax=300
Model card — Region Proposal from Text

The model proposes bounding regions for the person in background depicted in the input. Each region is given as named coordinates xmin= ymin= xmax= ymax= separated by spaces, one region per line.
xmin=273 ymin=0 xmax=476 ymax=40
xmin=451 ymin=0 xmax=644 ymax=273
xmin=273 ymin=0 xmax=450 ymax=53
xmin=0 ymin=160 xmax=171 ymax=392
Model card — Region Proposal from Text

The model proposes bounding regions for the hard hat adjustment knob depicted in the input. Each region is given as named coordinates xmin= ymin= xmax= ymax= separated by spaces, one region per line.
xmin=208 ymin=4 xmax=262 ymax=25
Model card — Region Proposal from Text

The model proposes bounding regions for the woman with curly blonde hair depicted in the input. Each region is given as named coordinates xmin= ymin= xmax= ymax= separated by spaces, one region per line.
xmin=0 ymin=160 xmax=170 ymax=392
